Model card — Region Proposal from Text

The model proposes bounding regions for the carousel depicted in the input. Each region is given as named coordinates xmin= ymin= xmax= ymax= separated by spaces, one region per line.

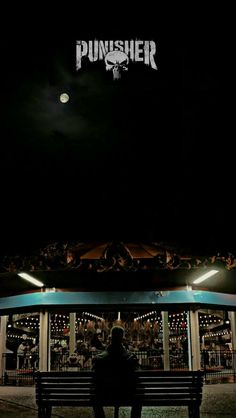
xmin=0 ymin=241 xmax=236 ymax=385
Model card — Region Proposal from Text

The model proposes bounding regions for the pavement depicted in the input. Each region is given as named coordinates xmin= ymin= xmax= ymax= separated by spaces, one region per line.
xmin=0 ymin=383 xmax=236 ymax=417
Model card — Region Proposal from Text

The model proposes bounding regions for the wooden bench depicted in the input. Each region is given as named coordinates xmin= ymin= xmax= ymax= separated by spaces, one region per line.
xmin=35 ymin=370 xmax=204 ymax=418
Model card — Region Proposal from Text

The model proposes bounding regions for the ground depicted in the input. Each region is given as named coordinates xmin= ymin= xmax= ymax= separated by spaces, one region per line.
xmin=0 ymin=383 xmax=236 ymax=417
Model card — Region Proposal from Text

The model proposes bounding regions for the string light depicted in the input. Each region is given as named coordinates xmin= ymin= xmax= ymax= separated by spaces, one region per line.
xmin=7 ymin=310 xmax=230 ymax=344
xmin=134 ymin=311 xmax=156 ymax=321
xmin=204 ymin=330 xmax=231 ymax=338
xmin=82 ymin=312 xmax=104 ymax=321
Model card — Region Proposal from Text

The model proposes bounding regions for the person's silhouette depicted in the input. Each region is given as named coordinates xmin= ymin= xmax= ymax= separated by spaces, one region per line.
xmin=92 ymin=325 xmax=142 ymax=418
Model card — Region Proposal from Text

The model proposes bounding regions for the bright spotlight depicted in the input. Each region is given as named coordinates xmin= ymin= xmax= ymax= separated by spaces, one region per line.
xmin=18 ymin=273 xmax=44 ymax=287
xmin=193 ymin=269 xmax=219 ymax=284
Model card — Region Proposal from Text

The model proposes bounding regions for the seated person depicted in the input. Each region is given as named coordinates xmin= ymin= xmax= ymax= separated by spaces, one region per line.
xmin=92 ymin=325 xmax=142 ymax=418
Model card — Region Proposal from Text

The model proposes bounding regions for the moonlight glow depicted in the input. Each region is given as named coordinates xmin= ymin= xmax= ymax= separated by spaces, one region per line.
xmin=60 ymin=93 xmax=70 ymax=103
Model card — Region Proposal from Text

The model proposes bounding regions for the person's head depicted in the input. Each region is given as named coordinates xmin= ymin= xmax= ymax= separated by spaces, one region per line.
xmin=111 ymin=325 xmax=124 ymax=346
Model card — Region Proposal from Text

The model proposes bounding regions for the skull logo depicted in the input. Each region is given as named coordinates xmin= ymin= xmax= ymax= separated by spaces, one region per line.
xmin=104 ymin=51 xmax=129 ymax=80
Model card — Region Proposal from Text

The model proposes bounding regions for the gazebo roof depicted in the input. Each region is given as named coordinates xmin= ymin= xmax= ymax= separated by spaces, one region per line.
xmin=0 ymin=241 xmax=236 ymax=298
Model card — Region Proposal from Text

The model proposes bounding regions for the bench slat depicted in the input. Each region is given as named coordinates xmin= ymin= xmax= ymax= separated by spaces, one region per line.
xmin=36 ymin=370 xmax=203 ymax=416
xmin=36 ymin=396 xmax=202 ymax=400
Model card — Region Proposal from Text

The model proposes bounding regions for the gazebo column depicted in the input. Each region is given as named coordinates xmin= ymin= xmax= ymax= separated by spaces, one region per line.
xmin=39 ymin=309 xmax=50 ymax=371
xmin=69 ymin=313 xmax=76 ymax=355
xmin=0 ymin=316 xmax=7 ymax=381
xmin=229 ymin=311 xmax=236 ymax=370
xmin=161 ymin=311 xmax=170 ymax=370
xmin=187 ymin=309 xmax=201 ymax=370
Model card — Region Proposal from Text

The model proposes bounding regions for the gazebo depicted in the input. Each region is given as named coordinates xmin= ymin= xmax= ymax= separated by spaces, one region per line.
xmin=1 ymin=241 xmax=236 ymax=384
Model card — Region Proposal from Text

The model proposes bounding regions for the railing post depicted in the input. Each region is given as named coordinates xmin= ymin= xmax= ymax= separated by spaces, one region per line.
xmin=187 ymin=309 xmax=201 ymax=371
xmin=39 ymin=309 xmax=50 ymax=371
xmin=161 ymin=311 xmax=170 ymax=370
xmin=69 ymin=313 xmax=76 ymax=355
xmin=0 ymin=316 xmax=7 ymax=382
xmin=229 ymin=311 xmax=236 ymax=371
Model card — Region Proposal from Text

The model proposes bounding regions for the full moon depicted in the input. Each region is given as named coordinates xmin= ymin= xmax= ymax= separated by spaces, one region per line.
xmin=60 ymin=93 xmax=70 ymax=103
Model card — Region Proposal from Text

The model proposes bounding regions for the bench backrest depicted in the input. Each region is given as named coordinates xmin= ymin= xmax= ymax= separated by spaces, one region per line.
xmin=35 ymin=370 xmax=204 ymax=407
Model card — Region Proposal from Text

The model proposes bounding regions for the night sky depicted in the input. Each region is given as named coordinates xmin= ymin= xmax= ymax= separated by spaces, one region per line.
xmin=0 ymin=16 xmax=232 ymax=255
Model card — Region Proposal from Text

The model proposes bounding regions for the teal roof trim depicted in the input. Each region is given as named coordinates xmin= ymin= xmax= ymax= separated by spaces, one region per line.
xmin=1 ymin=290 xmax=236 ymax=313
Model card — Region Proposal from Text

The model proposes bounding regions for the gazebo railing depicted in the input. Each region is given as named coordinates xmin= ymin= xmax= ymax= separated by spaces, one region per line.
xmin=1 ymin=350 xmax=236 ymax=386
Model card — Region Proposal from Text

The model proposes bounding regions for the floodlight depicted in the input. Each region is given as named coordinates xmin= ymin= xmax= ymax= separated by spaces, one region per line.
xmin=193 ymin=269 xmax=219 ymax=284
xmin=18 ymin=272 xmax=44 ymax=287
